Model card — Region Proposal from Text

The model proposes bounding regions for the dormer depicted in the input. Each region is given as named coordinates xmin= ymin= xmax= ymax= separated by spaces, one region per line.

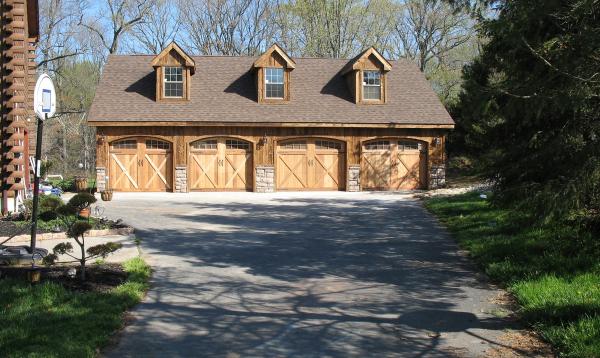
xmin=253 ymin=44 xmax=296 ymax=104
xmin=151 ymin=42 xmax=196 ymax=102
xmin=342 ymin=47 xmax=392 ymax=105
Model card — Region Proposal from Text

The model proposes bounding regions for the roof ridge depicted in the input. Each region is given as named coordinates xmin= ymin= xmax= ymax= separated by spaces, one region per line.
xmin=108 ymin=53 xmax=405 ymax=62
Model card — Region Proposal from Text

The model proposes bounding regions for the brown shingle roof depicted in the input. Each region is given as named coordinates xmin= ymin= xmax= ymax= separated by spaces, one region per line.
xmin=88 ymin=55 xmax=454 ymax=126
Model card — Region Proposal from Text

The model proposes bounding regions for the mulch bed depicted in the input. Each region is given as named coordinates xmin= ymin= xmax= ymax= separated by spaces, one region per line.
xmin=0 ymin=264 xmax=127 ymax=293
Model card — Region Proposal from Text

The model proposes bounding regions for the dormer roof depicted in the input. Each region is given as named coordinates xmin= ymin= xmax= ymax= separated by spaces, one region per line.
xmin=341 ymin=47 xmax=392 ymax=75
xmin=253 ymin=43 xmax=296 ymax=69
xmin=151 ymin=41 xmax=196 ymax=75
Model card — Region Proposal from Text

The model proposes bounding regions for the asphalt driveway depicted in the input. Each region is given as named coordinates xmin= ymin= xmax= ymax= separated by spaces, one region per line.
xmin=101 ymin=192 xmax=518 ymax=357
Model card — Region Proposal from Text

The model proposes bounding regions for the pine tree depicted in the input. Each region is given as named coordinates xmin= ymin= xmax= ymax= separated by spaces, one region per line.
xmin=456 ymin=0 xmax=600 ymax=223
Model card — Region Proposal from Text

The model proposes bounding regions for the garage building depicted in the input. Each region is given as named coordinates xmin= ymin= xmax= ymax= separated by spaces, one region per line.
xmin=88 ymin=43 xmax=453 ymax=193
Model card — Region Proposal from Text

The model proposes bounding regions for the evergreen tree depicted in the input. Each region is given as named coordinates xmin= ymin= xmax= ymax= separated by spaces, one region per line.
xmin=456 ymin=0 xmax=600 ymax=223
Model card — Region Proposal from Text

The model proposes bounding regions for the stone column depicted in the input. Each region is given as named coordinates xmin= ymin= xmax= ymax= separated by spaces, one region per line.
xmin=96 ymin=167 xmax=106 ymax=192
xmin=347 ymin=165 xmax=360 ymax=192
xmin=429 ymin=164 xmax=446 ymax=189
xmin=175 ymin=166 xmax=188 ymax=193
xmin=255 ymin=166 xmax=275 ymax=192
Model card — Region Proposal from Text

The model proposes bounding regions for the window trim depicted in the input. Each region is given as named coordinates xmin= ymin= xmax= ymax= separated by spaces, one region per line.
xmin=362 ymin=70 xmax=382 ymax=102
xmin=264 ymin=67 xmax=285 ymax=99
xmin=163 ymin=66 xmax=184 ymax=99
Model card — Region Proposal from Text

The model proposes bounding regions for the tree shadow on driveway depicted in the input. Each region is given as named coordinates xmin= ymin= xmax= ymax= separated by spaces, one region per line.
xmin=104 ymin=194 xmax=523 ymax=357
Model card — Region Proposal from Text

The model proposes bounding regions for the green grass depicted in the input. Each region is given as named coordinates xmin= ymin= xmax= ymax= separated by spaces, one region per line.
xmin=425 ymin=192 xmax=600 ymax=357
xmin=0 ymin=257 xmax=150 ymax=358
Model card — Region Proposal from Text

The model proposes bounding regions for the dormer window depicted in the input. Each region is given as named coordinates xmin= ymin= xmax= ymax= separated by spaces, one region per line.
xmin=341 ymin=47 xmax=391 ymax=104
xmin=164 ymin=66 xmax=183 ymax=98
xmin=265 ymin=68 xmax=284 ymax=99
xmin=253 ymin=44 xmax=295 ymax=103
xmin=363 ymin=71 xmax=381 ymax=100
xmin=151 ymin=42 xmax=195 ymax=102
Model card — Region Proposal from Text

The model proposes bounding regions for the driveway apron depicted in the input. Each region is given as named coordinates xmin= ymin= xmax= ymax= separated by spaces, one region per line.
xmin=101 ymin=192 xmax=516 ymax=358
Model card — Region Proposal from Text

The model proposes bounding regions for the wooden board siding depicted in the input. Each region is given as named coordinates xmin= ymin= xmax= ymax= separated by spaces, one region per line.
xmin=96 ymin=126 xmax=447 ymax=191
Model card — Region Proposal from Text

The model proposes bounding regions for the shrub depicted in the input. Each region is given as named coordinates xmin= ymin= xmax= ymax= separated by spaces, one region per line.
xmin=40 ymin=195 xmax=63 ymax=213
xmin=23 ymin=195 xmax=64 ymax=221
xmin=38 ymin=211 xmax=58 ymax=221
xmin=447 ymin=156 xmax=474 ymax=172
xmin=49 ymin=178 xmax=75 ymax=192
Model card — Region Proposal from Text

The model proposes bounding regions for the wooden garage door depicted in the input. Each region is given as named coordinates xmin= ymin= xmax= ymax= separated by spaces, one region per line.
xmin=109 ymin=138 xmax=173 ymax=192
xmin=361 ymin=139 xmax=426 ymax=190
xmin=277 ymin=139 xmax=345 ymax=190
xmin=189 ymin=138 xmax=253 ymax=190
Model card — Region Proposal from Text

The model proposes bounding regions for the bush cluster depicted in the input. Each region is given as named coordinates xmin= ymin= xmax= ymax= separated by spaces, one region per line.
xmin=48 ymin=178 xmax=75 ymax=192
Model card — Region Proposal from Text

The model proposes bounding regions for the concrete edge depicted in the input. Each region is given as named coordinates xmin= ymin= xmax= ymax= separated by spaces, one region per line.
xmin=1 ymin=227 xmax=135 ymax=243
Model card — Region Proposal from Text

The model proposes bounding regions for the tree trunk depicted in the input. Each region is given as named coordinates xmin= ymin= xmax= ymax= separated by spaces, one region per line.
xmin=62 ymin=123 xmax=68 ymax=174
xmin=80 ymin=259 xmax=86 ymax=281
xmin=79 ymin=238 xmax=86 ymax=281
xmin=82 ymin=124 xmax=89 ymax=172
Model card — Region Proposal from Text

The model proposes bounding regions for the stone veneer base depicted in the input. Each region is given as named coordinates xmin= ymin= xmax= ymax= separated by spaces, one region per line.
xmin=175 ymin=166 xmax=188 ymax=193
xmin=429 ymin=164 xmax=446 ymax=189
xmin=96 ymin=167 xmax=107 ymax=192
xmin=255 ymin=166 xmax=275 ymax=192
xmin=347 ymin=165 xmax=361 ymax=192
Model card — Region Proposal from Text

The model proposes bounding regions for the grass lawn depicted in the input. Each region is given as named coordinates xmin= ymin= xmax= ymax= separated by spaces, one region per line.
xmin=0 ymin=258 xmax=150 ymax=358
xmin=425 ymin=192 xmax=600 ymax=357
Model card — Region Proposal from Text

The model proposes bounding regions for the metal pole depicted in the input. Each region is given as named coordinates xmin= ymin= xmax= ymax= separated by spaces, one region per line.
xmin=29 ymin=113 xmax=45 ymax=256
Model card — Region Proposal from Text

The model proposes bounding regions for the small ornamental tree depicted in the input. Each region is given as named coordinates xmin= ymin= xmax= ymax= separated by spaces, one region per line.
xmin=43 ymin=193 xmax=122 ymax=281
xmin=66 ymin=192 xmax=96 ymax=213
